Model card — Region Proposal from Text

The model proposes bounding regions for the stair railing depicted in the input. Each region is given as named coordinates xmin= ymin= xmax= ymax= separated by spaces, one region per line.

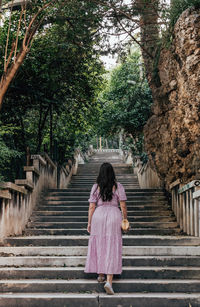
xmin=0 ymin=151 xmax=78 ymax=241
xmin=170 ymin=179 xmax=200 ymax=236
xmin=120 ymin=151 xmax=164 ymax=189
xmin=94 ymin=148 xmax=121 ymax=153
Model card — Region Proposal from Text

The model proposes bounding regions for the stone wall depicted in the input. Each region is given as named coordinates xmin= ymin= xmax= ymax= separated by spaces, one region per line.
xmin=144 ymin=7 xmax=200 ymax=189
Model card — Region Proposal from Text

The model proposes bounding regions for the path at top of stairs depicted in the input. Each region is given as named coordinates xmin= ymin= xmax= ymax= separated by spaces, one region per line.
xmin=0 ymin=151 xmax=200 ymax=307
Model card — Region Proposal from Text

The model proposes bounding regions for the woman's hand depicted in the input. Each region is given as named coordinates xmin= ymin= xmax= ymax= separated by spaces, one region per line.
xmin=87 ymin=223 xmax=91 ymax=233
xmin=87 ymin=203 xmax=95 ymax=234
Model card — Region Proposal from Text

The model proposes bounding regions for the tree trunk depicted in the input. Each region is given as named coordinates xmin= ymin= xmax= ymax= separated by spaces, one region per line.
xmin=50 ymin=103 xmax=53 ymax=158
xmin=0 ymin=48 xmax=28 ymax=110
xmin=0 ymin=0 xmax=56 ymax=110
xmin=37 ymin=104 xmax=43 ymax=153
xmin=106 ymin=139 xmax=108 ymax=149
xmin=99 ymin=136 xmax=102 ymax=150
xmin=19 ymin=115 xmax=27 ymax=152
xmin=36 ymin=104 xmax=51 ymax=152
xmin=135 ymin=0 xmax=159 ymax=85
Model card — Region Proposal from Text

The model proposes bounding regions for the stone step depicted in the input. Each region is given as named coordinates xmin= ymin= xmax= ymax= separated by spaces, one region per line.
xmin=0 ymin=266 xmax=200 ymax=279
xmin=75 ymin=174 xmax=135 ymax=178
xmin=1 ymin=279 xmax=200 ymax=293
xmin=0 ymin=293 xmax=98 ymax=307
xmin=45 ymin=199 xmax=166 ymax=204
xmin=80 ymin=178 xmax=149 ymax=183
xmin=32 ymin=210 xmax=173 ymax=217
xmin=78 ymin=163 xmax=129 ymax=166
xmin=78 ymin=167 xmax=129 ymax=169
xmin=38 ymin=205 xmax=171 ymax=211
xmin=77 ymin=171 xmax=131 ymax=174
xmin=30 ymin=216 xmax=176 ymax=223
xmin=0 ymin=292 xmax=199 ymax=307
xmin=71 ymin=177 xmax=137 ymax=180
xmin=68 ymin=185 xmax=141 ymax=189
xmin=58 ymin=195 xmax=165 ymax=200
xmin=69 ymin=181 xmax=139 ymax=184
xmin=71 ymin=172 xmax=135 ymax=174
xmin=76 ymin=164 xmax=133 ymax=167
xmin=1 ymin=255 xmax=200 ymax=267
xmin=77 ymin=168 xmax=132 ymax=171
xmin=72 ymin=180 xmax=137 ymax=183
xmin=72 ymin=182 xmax=139 ymax=185
xmin=48 ymin=188 xmax=164 ymax=192
xmin=43 ymin=200 xmax=169 ymax=205
xmin=25 ymin=228 xmax=181 ymax=236
xmin=75 ymin=166 xmax=132 ymax=168
xmin=1 ymin=245 xmax=200 ymax=256
xmin=0 ymin=152 xmax=190 ymax=307
xmin=6 ymin=235 xmax=200 ymax=247
xmin=71 ymin=175 xmax=138 ymax=179
xmin=27 ymin=221 xmax=179 ymax=229
xmin=77 ymin=166 xmax=132 ymax=169
xmin=47 ymin=191 xmax=165 ymax=196
xmin=77 ymin=169 xmax=133 ymax=172
xmin=71 ymin=183 xmax=140 ymax=186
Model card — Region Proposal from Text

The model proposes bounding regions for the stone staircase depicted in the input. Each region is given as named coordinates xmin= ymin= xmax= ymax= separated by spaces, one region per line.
xmin=0 ymin=151 xmax=200 ymax=306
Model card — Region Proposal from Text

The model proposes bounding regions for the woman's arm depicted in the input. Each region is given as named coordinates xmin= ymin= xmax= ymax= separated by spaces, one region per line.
xmin=120 ymin=201 xmax=127 ymax=219
xmin=87 ymin=202 xmax=96 ymax=233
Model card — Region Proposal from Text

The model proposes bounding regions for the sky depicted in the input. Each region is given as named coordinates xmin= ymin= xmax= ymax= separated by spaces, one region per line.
xmin=101 ymin=54 xmax=118 ymax=70
xmin=101 ymin=0 xmax=171 ymax=70
xmin=100 ymin=31 xmax=130 ymax=70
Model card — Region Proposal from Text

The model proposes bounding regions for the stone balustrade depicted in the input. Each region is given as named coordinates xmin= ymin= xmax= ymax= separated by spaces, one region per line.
xmin=0 ymin=151 xmax=79 ymax=242
xmin=121 ymin=150 xmax=163 ymax=189
xmin=94 ymin=149 xmax=121 ymax=153
xmin=170 ymin=179 xmax=200 ymax=236
xmin=136 ymin=160 xmax=164 ymax=189
xmin=193 ymin=189 xmax=200 ymax=237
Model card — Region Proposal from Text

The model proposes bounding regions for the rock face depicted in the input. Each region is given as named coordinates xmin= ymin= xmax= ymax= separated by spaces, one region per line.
xmin=144 ymin=7 xmax=200 ymax=189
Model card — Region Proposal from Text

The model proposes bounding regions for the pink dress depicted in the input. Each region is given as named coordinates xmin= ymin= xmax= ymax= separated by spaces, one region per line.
xmin=84 ymin=182 xmax=127 ymax=275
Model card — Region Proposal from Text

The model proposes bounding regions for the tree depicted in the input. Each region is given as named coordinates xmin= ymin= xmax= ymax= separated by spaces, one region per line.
xmin=0 ymin=121 xmax=22 ymax=181
xmin=0 ymin=0 xmax=59 ymax=109
xmin=135 ymin=0 xmax=159 ymax=85
xmin=0 ymin=2 xmax=105 ymax=176
xmin=96 ymin=49 xmax=153 ymax=155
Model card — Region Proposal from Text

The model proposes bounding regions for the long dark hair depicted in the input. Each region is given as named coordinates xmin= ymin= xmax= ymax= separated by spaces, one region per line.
xmin=96 ymin=162 xmax=117 ymax=201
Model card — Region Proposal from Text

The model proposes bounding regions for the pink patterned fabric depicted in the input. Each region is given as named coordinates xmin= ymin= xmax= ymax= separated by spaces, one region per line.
xmin=84 ymin=182 xmax=127 ymax=275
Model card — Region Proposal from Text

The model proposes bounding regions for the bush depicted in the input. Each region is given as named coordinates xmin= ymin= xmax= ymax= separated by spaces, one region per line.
xmin=0 ymin=123 xmax=23 ymax=181
xmin=169 ymin=0 xmax=200 ymax=27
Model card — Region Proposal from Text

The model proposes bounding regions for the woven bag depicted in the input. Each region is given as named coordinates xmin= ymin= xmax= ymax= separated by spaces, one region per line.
xmin=121 ymin=219 xmax=130 ymax=232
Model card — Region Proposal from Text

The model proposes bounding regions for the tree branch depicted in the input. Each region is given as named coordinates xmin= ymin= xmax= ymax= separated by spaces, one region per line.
xmin=14 ymin=6 xmax=24 ymax=63
xmin=4 ymin=0 xmax=14 ymax=71
xmin=115 ymin=14 xmax=154 ymax=59
xmin=0 ymin=0 xmax=60 ymax=110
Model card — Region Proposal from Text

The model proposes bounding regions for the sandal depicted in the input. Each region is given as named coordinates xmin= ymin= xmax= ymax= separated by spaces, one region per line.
xmin=104 ymin=282 xmax=114 ymax=295
xmin=97 ymin=275 xmax=105 ymax=283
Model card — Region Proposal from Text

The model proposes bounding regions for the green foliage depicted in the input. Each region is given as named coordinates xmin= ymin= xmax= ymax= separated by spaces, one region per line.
xmin=0 ymin=0 xmax=105 ymax=179
xmin=4 ymin=0 xmax=199 ymax=176
xmin=96 ymin=49 xmax=153 ymax=156
xmin=169 ymin=0 xmax=200 ymax=27
xmin=159 ymin=0 xmax=200 ymax=51
xmin=0 ymin=123 xmax=22 ymax=181
xmin=152 ymin=0 xmax=200 ymax=83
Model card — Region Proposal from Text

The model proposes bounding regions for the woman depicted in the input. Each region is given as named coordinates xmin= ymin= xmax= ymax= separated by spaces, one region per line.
xmin=84 ymin=162 xmax=128 ymax=295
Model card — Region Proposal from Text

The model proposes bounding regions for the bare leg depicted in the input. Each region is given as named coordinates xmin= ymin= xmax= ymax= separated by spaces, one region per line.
xmin=107 ymin=274 xmax=113 ymax=285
